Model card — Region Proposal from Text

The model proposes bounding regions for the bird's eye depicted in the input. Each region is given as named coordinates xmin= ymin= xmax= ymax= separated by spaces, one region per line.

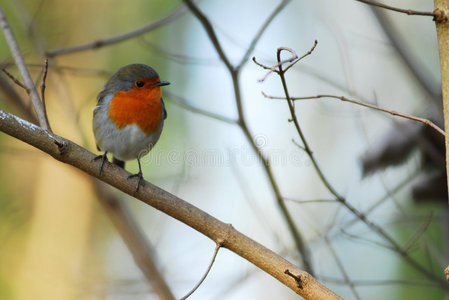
xmin=135 ymin=81 xmax=145 ymax=87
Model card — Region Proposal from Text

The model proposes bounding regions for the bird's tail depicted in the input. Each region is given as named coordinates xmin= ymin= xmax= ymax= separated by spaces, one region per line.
xmin=112 ymin=157 xmax=125 ymax=168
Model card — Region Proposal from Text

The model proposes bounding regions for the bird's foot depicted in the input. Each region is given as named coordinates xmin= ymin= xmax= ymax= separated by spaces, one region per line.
xmin=92 ymin=152 xmax=108 ymax=175
xmin=128 ymin=171 xmax=145 ymax=194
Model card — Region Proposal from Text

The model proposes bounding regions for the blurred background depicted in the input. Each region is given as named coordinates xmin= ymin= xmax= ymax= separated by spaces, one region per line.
xmin=0 ymin=0 xmax=447 ymax=299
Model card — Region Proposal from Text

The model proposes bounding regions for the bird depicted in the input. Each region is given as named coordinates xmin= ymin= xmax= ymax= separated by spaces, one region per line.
xmin=93 ymin=63 xmax=170 ymax=193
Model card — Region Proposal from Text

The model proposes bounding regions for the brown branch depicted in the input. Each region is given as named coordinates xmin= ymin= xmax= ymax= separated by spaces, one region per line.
xmin=354 ymin=0 xmax=436 ymax=17
xmin=45 ymin=4 xmax=188 ymax=57
xmin=180 ymin=243 xmax=221 ymax=300
xmin=0 ymin=5 xmax=50 ymax=130
xmin=263 ymin=93 xmax=445 ymax=136
xmin=0 ymin=109 xmax=342 ymax=299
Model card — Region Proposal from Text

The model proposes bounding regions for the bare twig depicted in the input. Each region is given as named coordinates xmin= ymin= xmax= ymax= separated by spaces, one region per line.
xmin=0 ymin=5 xmax=50 ymax=130
xmin=1 ymin=68 xmax=27 ymax=90
xmin=0 ymin=109 xmax=342 ymax=299
xmin=45 ymin=3 xmax=188 ymax=57
xmin=183 ymin=0 xmax=315 ymax=275
xmin=40 ymin=59 xmax=52 ymax=131
xmin=354 ymin=0 xmax=436 ymax=17
xmin=284 ymin=40 xmax=318 ymax=73
xmin=254 ymin=47 xmax=297 ymax=82
xmin=180 ymin=243 xmax=221 ymax=300
xmin=263 ymin=93 xmax=445 ymax=136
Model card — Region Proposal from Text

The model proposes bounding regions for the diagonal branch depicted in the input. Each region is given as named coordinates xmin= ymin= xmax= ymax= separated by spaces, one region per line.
xmin=0 ymin=109 xmax=341 ymax=299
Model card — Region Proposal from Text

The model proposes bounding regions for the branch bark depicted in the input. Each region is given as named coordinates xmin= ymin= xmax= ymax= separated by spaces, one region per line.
xmin=434 ymin=0 xmax=449 ymax=205
xmin=0 ymin=109 xmax=341 ymax=299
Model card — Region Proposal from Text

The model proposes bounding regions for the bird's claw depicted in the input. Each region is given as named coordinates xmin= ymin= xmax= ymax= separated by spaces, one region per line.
xmin=128 ymin=171 xmax=145 ymax=194
xmin=92 ymin=152 xmax=108 ymax=175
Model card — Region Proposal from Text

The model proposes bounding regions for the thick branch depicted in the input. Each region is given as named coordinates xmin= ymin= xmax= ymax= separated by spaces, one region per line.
xmin=0 ymin=109 xmax=341 ymax=300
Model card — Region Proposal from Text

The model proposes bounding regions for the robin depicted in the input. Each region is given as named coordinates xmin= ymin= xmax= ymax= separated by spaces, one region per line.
xmin=93 ymin=63 xmax=170 ymax=192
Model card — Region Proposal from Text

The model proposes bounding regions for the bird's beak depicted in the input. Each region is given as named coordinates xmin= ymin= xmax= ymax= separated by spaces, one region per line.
xmin=153 ymin=80 xmax=170 ymax=87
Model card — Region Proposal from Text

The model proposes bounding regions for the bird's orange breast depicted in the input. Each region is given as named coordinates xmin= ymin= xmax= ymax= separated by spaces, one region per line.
xmin=107 ymin=84 xmax=162 ymax=135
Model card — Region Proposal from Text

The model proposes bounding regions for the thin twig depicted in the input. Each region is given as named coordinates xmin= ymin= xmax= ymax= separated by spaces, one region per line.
xmin=253 ymin=41 xmax=318 ymax=82
xmin=0 ymin=5 xmax=50 ymax=130
xmin=354 ymin=0 xmax=436 ymax=17
xmin=256 ymin=47 xmax=298 ymax=82
xmin=40 ymin=59 xmax=52 ymax=131
xmin=285 ymin=198 xmax=338 ymax=204
xmin=180 ymin=243 xmax=221 ymax=300
xmin=284 ymin=40 xmax=318 ymax=73
xmin=1 ymin=68 xmax=27 ymax=90
xmin=45 ymin=3 xmax=188 ymax=57
xmin=263 ymin=93 xmax=445 ymax=136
